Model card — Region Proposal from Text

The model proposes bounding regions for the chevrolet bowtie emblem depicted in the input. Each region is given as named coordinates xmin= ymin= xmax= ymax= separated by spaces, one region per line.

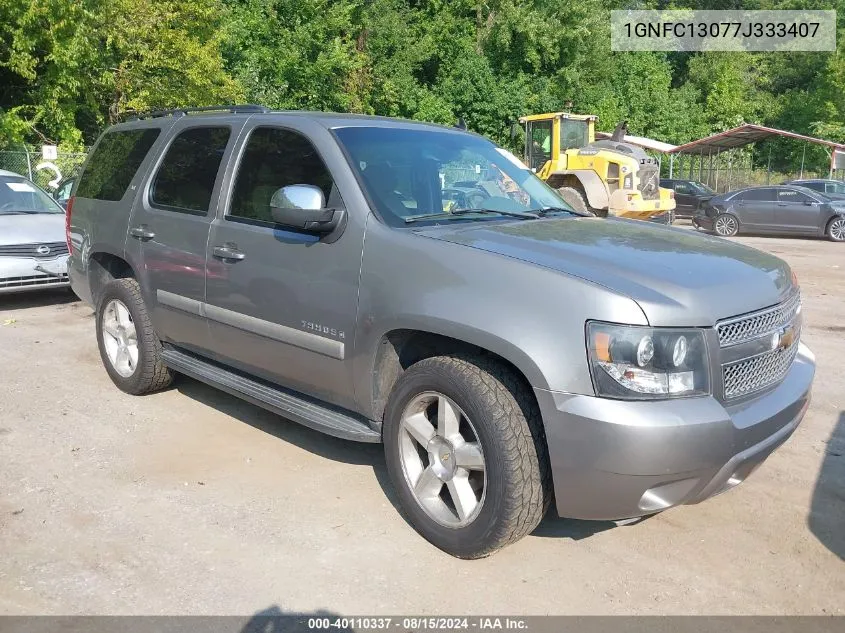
xmin=773 ymin=325 xmax=795 ymax=352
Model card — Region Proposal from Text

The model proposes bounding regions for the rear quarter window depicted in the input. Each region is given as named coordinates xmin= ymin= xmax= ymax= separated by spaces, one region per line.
xmin=76 ymin=128 xmax=161 ymax=201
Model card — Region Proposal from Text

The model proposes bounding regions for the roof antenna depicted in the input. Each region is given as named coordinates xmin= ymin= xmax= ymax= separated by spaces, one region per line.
xmin=455 ymin=117 xmax=467 ymax=130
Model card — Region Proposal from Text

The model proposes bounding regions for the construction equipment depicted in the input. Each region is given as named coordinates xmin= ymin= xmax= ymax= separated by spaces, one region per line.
xmin=518 ymin=112 xmax=675 ymax=221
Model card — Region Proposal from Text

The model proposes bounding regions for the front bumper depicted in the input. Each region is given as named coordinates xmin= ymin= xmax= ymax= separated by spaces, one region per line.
xmin=608 ymin=188 xmax=676 ymax=220
xmin=536 ymin=343 xmax=815 ymax=520
xmin=0 ymin=255 xmax=70 ymax=294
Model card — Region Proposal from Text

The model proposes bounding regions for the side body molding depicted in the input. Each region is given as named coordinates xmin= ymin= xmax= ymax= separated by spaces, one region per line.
xmin=156 ymin=289 xmax=345 ymax=360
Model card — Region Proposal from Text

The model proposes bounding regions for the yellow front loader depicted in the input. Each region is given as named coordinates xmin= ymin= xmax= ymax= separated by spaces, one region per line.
xmin=518 ymin=112 xmax=675 ymax=222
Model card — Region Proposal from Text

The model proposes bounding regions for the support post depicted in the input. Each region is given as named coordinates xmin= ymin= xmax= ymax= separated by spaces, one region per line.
xmin=669 ymin=154 xmax=674 ymax=179
xmin=800 ymin=143 xmax=806 ymax=179
xmin=766 ymin=144 xmax=772 ymax=185
xmin=24 ymin=145 xmax=33 ymax=181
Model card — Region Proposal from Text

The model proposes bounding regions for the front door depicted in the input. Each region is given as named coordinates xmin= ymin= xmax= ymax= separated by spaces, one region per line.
xmin=736 ymin=187 xmax=776 ymax=230
xmin=203 ymin=122 xmax=366 ymax=409
xmin=775 ymin=188 xmax=824 ymax=233
xmin=525 ymin=120 xmax=552 ymax=172
xmin=129 ymin=120 xmax=244 ymax=354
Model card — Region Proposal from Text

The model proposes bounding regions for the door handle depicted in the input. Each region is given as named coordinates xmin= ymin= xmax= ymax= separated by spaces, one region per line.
xmin=129 ymin=225 xmax=156 ymax=240
xmin=212 ymin=245 xmax=246 ymax=261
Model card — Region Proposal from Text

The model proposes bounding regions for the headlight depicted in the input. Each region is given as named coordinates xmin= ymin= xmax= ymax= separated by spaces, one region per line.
xmin=587 ymin=322 xmax=710 ymax=400
xmin=623 ymin=175 xmax=633 ymax=189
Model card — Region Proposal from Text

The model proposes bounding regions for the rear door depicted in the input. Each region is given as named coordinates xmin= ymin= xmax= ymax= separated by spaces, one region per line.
xmin=775 ymin=187 xmax=824 ymax=233
xmin=735 ymin=188 xmax=776 ymax=230
xmin=127 ymin=118 xmax=246 ymax=354
xmin=203 ymin=120 xmax=366 ymax=410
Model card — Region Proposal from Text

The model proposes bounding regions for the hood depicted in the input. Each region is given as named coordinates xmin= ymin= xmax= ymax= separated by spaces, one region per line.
xmin=414 ymin=217 xmax=794 ymax=326
xmin=0 ymin=213 xmax=66 ymax=246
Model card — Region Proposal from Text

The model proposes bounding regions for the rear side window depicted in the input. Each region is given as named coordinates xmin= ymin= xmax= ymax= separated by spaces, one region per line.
xmin=151 ymin=126 xmax=231 ymax=214
xmin=778 ymin=189 xmax=815 ymax=203
xmin=740 ymin=188 xmax=775 ymax=202
xmin=76 ymin=128 xmax=160 ymax=201
xmin=227 ymin=127 xmax=335 ymax=224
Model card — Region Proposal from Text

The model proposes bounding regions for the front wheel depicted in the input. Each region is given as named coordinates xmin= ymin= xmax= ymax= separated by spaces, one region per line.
xmin=826 ymin=215 xmax=845 ymax=242
xmin=383 ymin=355 xmax=551 ymax=559
xmin=714 ymin=213 xmax=739 ymax=237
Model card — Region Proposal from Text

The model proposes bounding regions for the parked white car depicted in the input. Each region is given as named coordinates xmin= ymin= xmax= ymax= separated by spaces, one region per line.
xmin=0 ymin=169 xmax=70 ymax=294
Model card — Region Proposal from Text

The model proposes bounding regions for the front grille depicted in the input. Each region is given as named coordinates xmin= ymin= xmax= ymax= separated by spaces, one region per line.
xmin=717 ymin=292 xmax=802 ymax=399
xmin=717 ymin=291 xmax=801 ymax=347
xmin=723 ymin=334 xmax=801 ymax=399
xmin=638 ymin=167 xmax=660 ymax=200
xmin=0 ymin=273 xmax=69 ymax=290
xmin=0 ymin=242 xmax=69 ymax=258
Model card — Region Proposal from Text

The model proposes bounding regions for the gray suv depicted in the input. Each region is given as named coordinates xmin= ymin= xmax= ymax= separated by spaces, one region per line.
xmin=67 ymin=106 xmax=815 ymax=558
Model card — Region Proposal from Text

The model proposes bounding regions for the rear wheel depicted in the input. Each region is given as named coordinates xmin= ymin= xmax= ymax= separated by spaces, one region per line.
xmin=556 ymin=186 xmax=593 ymax=215
xmin=826 ymin=216 xmax=845 ymax=242
xmin=383 ymin=354 xmax=551 ymax=559
xmin=714 ymin=213 xmax=739 ymax=237
xmin=96 ymin=278 xmax=173 ymax=395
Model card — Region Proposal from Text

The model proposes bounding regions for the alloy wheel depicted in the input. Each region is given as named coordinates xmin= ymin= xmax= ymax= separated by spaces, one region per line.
xmin=715 ymin=214 xmax=738 ymax=236
xmin=397 ymin=391 xmax=487 ymax=528
xmin=101 ymin=299 xmax=139 ymax=378
xmin=830 ymin=217 xmax=845 ymax=241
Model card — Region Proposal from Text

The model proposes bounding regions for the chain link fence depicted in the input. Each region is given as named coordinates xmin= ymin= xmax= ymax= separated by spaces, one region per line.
xmin=0 ymin=147 xmax=89 ymax=193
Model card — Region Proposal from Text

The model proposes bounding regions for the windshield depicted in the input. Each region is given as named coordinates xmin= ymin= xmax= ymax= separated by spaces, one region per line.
xmin=560 ymin=119 xmax=589 ymax=150
xmin=0 ymin=176 xmax=64 ymax=215
xmin=333 ymin=126 xmax=574 ymax=226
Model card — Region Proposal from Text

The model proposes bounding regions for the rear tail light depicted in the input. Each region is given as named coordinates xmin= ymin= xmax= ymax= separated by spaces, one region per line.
xmin=669 ymin=191 xmax=675 ymax=199
xmin=65 ymin=196 xmax=75 ymax=253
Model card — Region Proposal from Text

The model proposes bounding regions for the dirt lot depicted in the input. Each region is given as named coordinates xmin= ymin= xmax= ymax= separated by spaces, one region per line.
xmin=1 ymin=231 xmax=843 ymax=616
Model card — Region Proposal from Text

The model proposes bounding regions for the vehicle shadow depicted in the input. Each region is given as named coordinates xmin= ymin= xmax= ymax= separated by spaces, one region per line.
xmin=0 ymin=288 xmax=78 ymax=312
xmin=174 ymin=377 xmax=402 ymax=511
xmin=808 ymin=412 xmax=845 ymax=560
xmin=175 ymin=376 xmax=625 ymax=542
xmin=239 ymin=605 xmax=351 ymax=633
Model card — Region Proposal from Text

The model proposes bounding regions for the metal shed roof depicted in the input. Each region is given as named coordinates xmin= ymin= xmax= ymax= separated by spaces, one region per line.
xmin=671 ymin=124 xmax=845 ymax=155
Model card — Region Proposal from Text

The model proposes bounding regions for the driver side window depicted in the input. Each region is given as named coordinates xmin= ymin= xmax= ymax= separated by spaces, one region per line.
xmin=228 ymin=126 xmax=337 ymax=224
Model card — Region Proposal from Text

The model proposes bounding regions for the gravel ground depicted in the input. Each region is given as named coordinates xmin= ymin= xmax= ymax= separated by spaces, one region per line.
xmin=0 ymin=231 xmax=842 ymax=616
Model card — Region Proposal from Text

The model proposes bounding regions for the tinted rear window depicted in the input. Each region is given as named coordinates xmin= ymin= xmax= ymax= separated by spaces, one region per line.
xmin=151 ymin=126 xmax=231 ymax=214
xmin=76 ymin=128 xmax=161 ymax=201
xmin=739 ymin=188 xmax=776 ymax=202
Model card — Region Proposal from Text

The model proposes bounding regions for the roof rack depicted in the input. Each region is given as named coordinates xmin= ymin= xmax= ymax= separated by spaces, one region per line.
xmin=126 ymin=104 xmax=269 ymax=121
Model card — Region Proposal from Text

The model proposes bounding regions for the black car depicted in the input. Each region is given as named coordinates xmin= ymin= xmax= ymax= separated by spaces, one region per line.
xmin=784 ymin=179 xmax=845 ymax=200
xmin=693 ymin=185 xmax=845 ymax=241
xmin=659 ymin=179 xmax=714 ymax=218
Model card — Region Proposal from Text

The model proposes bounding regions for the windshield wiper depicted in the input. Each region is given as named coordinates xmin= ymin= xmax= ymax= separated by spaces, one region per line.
xmin=533 ymin=206 xmax=584 ymax=216
xmin=404 ymin=208 xmax=539 ymax=224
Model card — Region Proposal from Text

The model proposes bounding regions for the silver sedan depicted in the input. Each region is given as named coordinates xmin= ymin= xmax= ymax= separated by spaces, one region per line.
xmin=0 ymin=169 xmax=71 ymax=294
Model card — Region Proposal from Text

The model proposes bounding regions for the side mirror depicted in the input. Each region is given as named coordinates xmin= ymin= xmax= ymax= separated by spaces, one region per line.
xmin=803 ymin=200 xmax=816 ymax=206
xmin=269 ymin=185 xmax=343 ymax=234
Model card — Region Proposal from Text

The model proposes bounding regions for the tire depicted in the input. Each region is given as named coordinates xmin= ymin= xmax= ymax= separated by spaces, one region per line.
xmin=826 ymin=215 xmax=845 ymax=242
xmin=95 ymin=278 xmax=173 ymax=395
xmin=556 ymin=186 xmax=593 ymax=215
xmin=383 ymin=354 xmax=551 ymax=558
xmin=714 ymin=213 xmax=739 ymax=237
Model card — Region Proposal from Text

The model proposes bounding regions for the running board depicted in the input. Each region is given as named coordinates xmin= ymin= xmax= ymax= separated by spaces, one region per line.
xmin=161 ymin=347 xmax=381 ymax=443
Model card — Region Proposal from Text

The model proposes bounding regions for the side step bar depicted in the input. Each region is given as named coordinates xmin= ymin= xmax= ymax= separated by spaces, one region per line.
xmin=161 ymin=347 xmax=381 ymax=443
